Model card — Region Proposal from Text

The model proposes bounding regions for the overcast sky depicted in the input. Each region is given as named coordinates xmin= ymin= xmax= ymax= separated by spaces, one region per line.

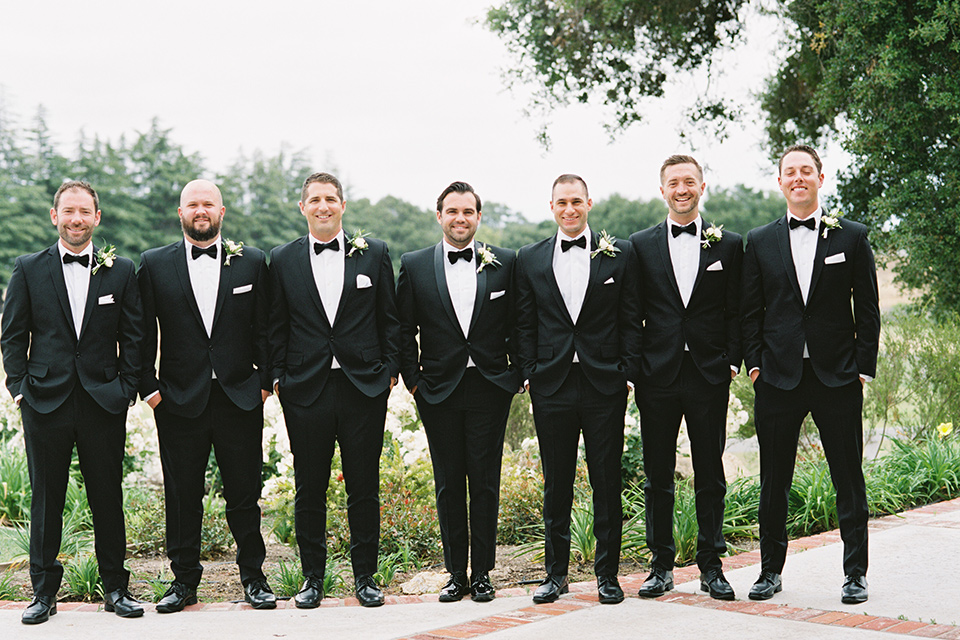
xmin=0 ymin=0 xmax=841 ymax=222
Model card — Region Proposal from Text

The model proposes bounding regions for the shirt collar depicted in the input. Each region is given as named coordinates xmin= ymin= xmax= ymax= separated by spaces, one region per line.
xmin=309 ymin=229 xmax=343 ymax=249
xmin=58 ymin=242 xmax=93 ymax=260
xmin=184 ymin=236 xmax=222 ymax=259
xmin=667 ymin=215 xmax=702 ymax=236
xmin=556 ymin=225 xmax=591 ymax=248
xmin=786 ymin=207 xmax=822 ymax=230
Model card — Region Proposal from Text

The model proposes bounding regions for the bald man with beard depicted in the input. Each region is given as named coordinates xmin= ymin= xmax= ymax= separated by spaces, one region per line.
xmin=138 ymin=180 xmax=276 ymax=612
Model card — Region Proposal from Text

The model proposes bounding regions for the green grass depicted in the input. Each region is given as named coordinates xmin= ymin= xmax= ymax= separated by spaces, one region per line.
xmin=0 ymin=527 xmax=21 ymax=563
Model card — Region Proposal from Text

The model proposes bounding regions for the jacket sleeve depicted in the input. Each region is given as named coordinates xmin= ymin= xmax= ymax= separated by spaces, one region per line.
xmin=724 ymin=237 xmax=744 ymax=371
xmin=852 ymin=225 xmax=881 ymax=378
xmin=513 ymin=249 xmax=537 ymax=382
xmin=376 ymin=244 xmax=401 ymax=380
xmin=1 ymin=257 xmax=29 ymax=399
xmin=617 ymin=241 xmax=643 ymax=386
xmin=253 ymin=252 xmax=273 ymax=392
xmin=740 ymin=231 xmax=764 ymax=374
xmin=136 ymin=253 xmax=161 ymax=400
xmin=267 ymin=248 xmax=290 ymax=387
xmin=395 ymin=254 xmax=421 ymax=391
xmin=116 ymin=261 xmax=144 ymax=403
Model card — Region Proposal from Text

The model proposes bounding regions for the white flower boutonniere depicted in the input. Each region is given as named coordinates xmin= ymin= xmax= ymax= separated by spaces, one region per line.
xmin=821 ymin=211 xmax=842 ymax=239
xmin=223 ymin=239 xmax=244 ymax=266
xmin=590 ymin=230 xmax=621 ymax=259
xmin=701 ymin=223 xmax=723 ymax=250
xmin=476 ymin=243 xmax=501 ymax=273
xmin=346 ymin=229 xmax=370 ymax=258
xmin=92 ymin=244 xmax=117 ymax=275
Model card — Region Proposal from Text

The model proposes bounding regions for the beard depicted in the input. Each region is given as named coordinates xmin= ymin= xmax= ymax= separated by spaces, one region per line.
xmin=182 ymin=215 xmax=222 ymax=243
xmin=58 ymin=225 xmax=93 ymax=250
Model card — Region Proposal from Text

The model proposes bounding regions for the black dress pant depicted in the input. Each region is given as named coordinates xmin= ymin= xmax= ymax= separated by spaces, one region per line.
xmin=754 ymin=361 xmax=868 ymax=576
xmin=155 ymin=381 xmax=267 ymax=588
xmin=637 ymin=353 xmax=729 ymax=572
xmin=21 ymin=386 xmax=129 ymax=596
xmin=416 ymin=369 xmax=512 ymax=576
xmin=282 ymin=370 xmax=388 ymax=579
xmin=530 ymin=365 xmax=626 ymax=577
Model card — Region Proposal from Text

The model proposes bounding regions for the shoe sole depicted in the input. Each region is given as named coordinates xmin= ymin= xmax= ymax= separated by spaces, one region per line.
xmin=245 ymin=598 xmax=278 ymax=610
xmin=294 ymin=598 xmax=321 ymax=609
xmin=21 ymin=606 xmax=56 ymax=624
xmin=471 ymin=593 xmax=495 ymax=603
xmin=748 ymin=584 xmax=782 ymax=601
xmin=532 ymin=584 xmax=569 ymax=604
xmin=359 ymin=599 xmax=384 ymax=608
xmin=841 ymin=594 xmax=868 ymax=604
xmin=156 ymin=596 xmax=198 ymax=613
xmin=598 ymin=594 xmax=625 ymax=605
xmin=638 ymin=582 xmax=674 ymax=599
xmin=438 ymin=594 xmax=465 ymax=602
xmin=104 ymin=603 xmax=145 ymax=618
xmin=700 ymin=584 xmax=735 ymax=601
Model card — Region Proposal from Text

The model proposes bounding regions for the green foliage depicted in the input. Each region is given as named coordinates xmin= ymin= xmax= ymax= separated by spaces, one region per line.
xmin=0 ymin=571 xmax=17 ymax=600
xmin=884 ymin=432 xmax=960 ymax=505
xmin=271 ymin=560 xmax=305 ymax=598
xmin=199 ymin=492 xmax=235 ymax=559
xmin=145 ymin=572 xmax=173 ymax=603
xmin=323 ymin=562 xmax=346 ymax=597
xmin=263 ymin=476 xmax=297 ymax=546
xmin=786 ymin=459 xmax=839 ymax=537
xmin=124 ymin=487 xmax=166 ymax=555
xmin=0 ymin=441 xmax=30 ymax=525
xmin=568 ymin=502 xmax=597 ymax=563
xmin=504 ymin=393 xmax=536 ymax=451
xmin=497 ymin=447 xmax=544 ymax=545
xmin=62 ymin=554 xmax=103 ymax=601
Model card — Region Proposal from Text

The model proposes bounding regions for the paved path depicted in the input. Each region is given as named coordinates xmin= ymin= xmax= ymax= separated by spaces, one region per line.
xmin=3 ymin=497 xmax=959 ymax=639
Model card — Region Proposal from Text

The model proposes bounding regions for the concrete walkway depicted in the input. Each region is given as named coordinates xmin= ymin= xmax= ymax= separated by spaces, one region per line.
xmin=3 ymin=497 xmax=959 ymax=639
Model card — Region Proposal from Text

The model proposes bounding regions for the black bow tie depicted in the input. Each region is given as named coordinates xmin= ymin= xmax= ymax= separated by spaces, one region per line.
xmin=62 ymin=253 xmax=89 ymax=267
xmin=314 ymin=239 xmax=340 ymax=254
xmin=191 ymin=244 xmax=217 ymax=260
xmin=448 ymin=248 xmax=473 ymax=264
xmin=561 ymin=236 xmax=587 ymax=252
xmin=671 ymin=222 xmax=697 ymax=238
xmin=788 ymin=216 xmax=816 ymax=231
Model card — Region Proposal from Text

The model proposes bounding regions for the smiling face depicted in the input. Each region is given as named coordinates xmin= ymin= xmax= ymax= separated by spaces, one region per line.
xmin=299 ymin=181 xmax=345 ymax=242
xmin=50 ymin=188 xmax=101 ymax=252
xmin=551 ymin=180 xmax=592 ymax=238
xmin=437 ymin=191 xmax=481 ymax=249
xmin=660 ymin=162 xmax=704 ymax=223
xmin=179 ymin=180 xmax=224 ymax=245
xmin=778 ymin=150 xmax=824 ymax=217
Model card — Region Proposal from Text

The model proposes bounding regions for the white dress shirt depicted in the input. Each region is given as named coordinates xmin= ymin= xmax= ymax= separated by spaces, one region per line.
xmin=185 ymin=238 xmax=221 ymax=380
xmin=310 ymin=230 xmax=345 ymax=369
xmin=58 ymin=242 xmax=93 ymax=338
xmin=667 ymin=216 xmax=701 ymax=309
xmin=442 ymin=239 xmax=477 ymax=368
xmin=788 ymin=208 xmax=821 ymax=359
xmin=553 ymin=226 xmax=591 ymax=362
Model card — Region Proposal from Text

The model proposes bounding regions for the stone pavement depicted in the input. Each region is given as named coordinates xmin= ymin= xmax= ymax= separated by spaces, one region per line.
xmin=3 ymin=496 xmax=959 ymax=639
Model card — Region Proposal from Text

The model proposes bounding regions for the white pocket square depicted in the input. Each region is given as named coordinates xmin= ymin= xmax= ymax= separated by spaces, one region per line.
xmin=706 ymin=260 xmax=723 ymax=272
xmin=825 ymin=253 xmax=846 ymax=265
xmin=233 ymin=284 xmax=253 ymax=294
xmin=603 ymin=277 xmax=615 ymax=285
xmin=98 ymin=294 xmax=115 ymax=305
xmin=490 ymin=290 xmax=506 ymax=300
xmin=356 ymin=274 xmax=373 ymax=289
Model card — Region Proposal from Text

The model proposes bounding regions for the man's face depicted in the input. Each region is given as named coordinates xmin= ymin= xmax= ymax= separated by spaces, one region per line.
xmin=50 ymin=188 xmax=100 ymax=251
xmin=778 ymin=150 xmax=824 ymax=212
xmin=660 ymin=163 xmax=704 ymax=219
xmin=179 ymin=182 xmax=224 ymax=243
xmin=551 ymin=181 xmax=592 ymax=238
xmin=437 ymin=192 xmax=481 ymax=249
xmin=299 ymin=181 xmax=345 ymax=242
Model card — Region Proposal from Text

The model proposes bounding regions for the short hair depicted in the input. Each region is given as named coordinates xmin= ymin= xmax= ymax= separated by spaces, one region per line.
xmin=301 ymin=172 xmax=344 ymax=203
xmin=659 ymin=155 xmax=703 ymax=182
xmin=436 ymin=181 xmax=481 ymax=213
xmin=778 ymin=144 xmax=822 ymax=175
xmin=551 ymin=174 xmax=589 ymax=199
xmin=53 ymin=180 xmax=99 ymax=212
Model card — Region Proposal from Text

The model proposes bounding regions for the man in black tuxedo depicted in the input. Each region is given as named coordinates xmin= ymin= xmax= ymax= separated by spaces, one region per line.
xmin=397 ymin=181 xmax=519 ymax=603
xmin=515 ymin=174 xmax=641 ymax=605
xmin=138 ymin=179 xmax=276 ymax=612
xmin=630 ymin=155 xmax=742 ymax=600
xmin=1 ymin=181 xmax=144 ymax=623
xmin=269 ymin=172 xmax=400 ymax=608
xmin=742 ymin=145 xmax=880 ymax=604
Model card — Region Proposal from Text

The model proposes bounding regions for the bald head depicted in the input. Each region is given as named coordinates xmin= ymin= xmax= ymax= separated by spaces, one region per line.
xmin=181 ymin=179 xmax=223 ymax=209
xmin=179 ymin=179 xmax=225 ymax=245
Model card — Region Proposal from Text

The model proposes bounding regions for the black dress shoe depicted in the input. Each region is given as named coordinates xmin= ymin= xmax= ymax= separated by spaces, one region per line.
xmin=21 ymin=595 xmax=56 ymax=625
xmin=470 ymin=572 xmax=495 ymax=603
xmin=244 ymin=579 xmax=277 ymax=609
xmin=355 ymin=575 xmax=385 ymax=608
xmin=700 ymin=569 xmax=735 ymax=601
xmin=294 ymin=577 xmax=325 ymax=609
xmin=841 ymin=575 xmax=868 ymax=604
xmin=597 ymin=575 xmax=624 ymax=604
xmin=104 ymin=587 xmax=144 ymax=618
xmin=438 ymin=572 xmax=470 ymax=602
xmin=156 ymin=581 xmax=198 ymax=613
xmin=748 ymin=571 xmax=782 ymax=601
xmin=532 ymin=574 xmax=568 ymax=603
xmin=638 ymin=567 xmax=674 ymax=598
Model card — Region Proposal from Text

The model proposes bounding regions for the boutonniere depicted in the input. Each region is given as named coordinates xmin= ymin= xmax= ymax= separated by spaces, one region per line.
xmin=590 ymin=230 xmax=621 ymax=259
xmin=701 ymin=223 xmax=723 ymax=249
xmin=223 ymin=239 xmax=244 ymax=266
xmin=92 ymin=244 xmax=117 ymax=275
xmin=821 ymin=211 xmax=842 ymax=239
xmin=476 ymin=243 xmax=501 ymax=273
xmin=346 ymin=229 xmax=370 ymax=258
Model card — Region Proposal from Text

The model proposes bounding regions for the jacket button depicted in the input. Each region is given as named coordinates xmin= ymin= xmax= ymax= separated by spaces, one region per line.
xmin=76 ymin=352 xmax=81 ymax=358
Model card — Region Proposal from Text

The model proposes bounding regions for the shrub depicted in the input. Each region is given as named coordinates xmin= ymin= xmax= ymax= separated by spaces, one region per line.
xmin=0 ymin=441 xmax=30 ymax=525
xmin=62 ymin=554 xmax=102 ymax=601
xmin=497 ymin=446 xmax=543 ymax=545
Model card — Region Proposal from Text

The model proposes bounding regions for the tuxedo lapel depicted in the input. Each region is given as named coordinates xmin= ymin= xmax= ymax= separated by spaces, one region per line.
xmin=775 ymin=219 xmax=805 ymax=303
xmin=432 ymin=243 xmax=461 ymax=332
xmin=173 ymin=240 xmax=206 ymax=331
xmin=580 ymin=232 xmax=605 ymax=311
xmin=657 ymin=223 xmax=683 ymax=303
xmin=333 ymin=242 xmax=359 ymax=327
xmin=45 ymin=245 xmax=75 ymax=334
xmin=468 ymin=241 xmax=488 ymax=335
xmin=807 ymin=225 xmax=832 ymax=303
xmin=210 ymin=243 xmax=234 ymax=334
xmin=78 ymin=246 xmax=103 ymax=340
xmin=689 ymin=233 xmax=712 ymax=302
xmin=297 ymin=237 xmax=330 ymax=327
xmin=542 ymin=237 xmax=573 ymax=324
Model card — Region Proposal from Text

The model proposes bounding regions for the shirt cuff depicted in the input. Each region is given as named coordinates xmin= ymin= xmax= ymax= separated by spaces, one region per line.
xmin=627 ymin=380 xmax=635 ymax=391
xmin=144 ymin=391 xmax=159 ymax=402
xmin=13 ymin=394 xmax=22 ymax=405
xmin=748 ymin=367 xmax=759 ymax=376
xmin=730 ymin=365 xmax=739 ymax=375
xmin=859 ymin=373 xmax=873 ymax=382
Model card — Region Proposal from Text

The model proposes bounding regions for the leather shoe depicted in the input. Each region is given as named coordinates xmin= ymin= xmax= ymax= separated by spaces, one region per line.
xmin=638 ymin=567 xmax=674 ymax=598
xmin=104 ymin=587 xmax=144 ymax=618
xmin=532 ymin=574 xmax=568 ymax=603
xmin=439 ymin=572 xmax=470 ymax=602
xmin=21 ymin=595 xmax=56 ymax=625
xmin=156 ymin=581 xmax=198 ymax=613
xmin=294 ymin=577 xmax=325 ymax=609
xmin=355 ymin=575 xmax=385 ymax=607
xmin=748 ymin=571 xmax=782 ymax=601
xmin=597 ymin=575 xmax=624 ymax=604
xmin=700 ymin=569 xmax=735 ymax=601
xmin=841 ymin=575 xmax=868 ymax=604
xmin=470 ymin=572 xmax=495 ymax=602
xmin=244 ymin=579 xmax=277 ymax=609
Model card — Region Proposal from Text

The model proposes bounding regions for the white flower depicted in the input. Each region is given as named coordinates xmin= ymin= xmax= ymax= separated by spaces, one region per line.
xmin=701 ymin=223 xmax=723 ymax=249
xmin=821 ymin=211 xmax=842 ymax=238
xmin=346 ymin=230 xmax=371 ymax=257
xmin=476 ymin=243 xmax=501 ymax=273
xmin=92 ymin=244 xmax=117 ymax=275
xmin=223 ymin=239 xmax=244 ymax=266
xmin=590 ymin=230 xmax=621 ymax=259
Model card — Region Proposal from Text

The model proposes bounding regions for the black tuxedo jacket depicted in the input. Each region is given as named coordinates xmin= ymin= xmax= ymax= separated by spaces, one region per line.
xmin=1 ymin=244 xmax=142 ymax=415
xmin=630 ymin=222 xmax=743 ymax=386
xmin=396 ymin=241 xmax=520 ymax=403
xmin=137 ymin=240 xmax=271 ymax=418
xmin=269 ymin=235 xmax=400 ymax=404
xmin=741 ymin=216 xmax=880 ymax=390
xmin=514 ymin=232 xmax=642 ymax=396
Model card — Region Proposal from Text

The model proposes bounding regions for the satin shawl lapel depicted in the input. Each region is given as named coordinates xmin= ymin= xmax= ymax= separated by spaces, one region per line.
xmin=541 ymin=237 xmax=573 ymax=325
xmin=807 ymin=225 xmax=833 ymax=305
xmin=580 ymin=232 xmax=605 ymax=312
xmin=333 ymin=243 xmax=359 ymax=327
xmin=656 ymin=223 xmax=683 ymax=304
xmin=46 ymin=245 xmax=75 ymax=336
xmin=775 ymin=219 xmax=805 ymax=304
xmin=689 ymin=232 xmax=713 ymax=303
xmin=468 ymin=240 xmax=488 ymax=335
xmin=77 ymin=245 xmax=103 ymax=340
xmin=210 ymin=243 xmax=234 ymax=334
xmin=432 ymin=243 xmax=461 ymax=332
xmin=172 ymin=240 xmax=207 ymax=331
xmin=297 ymin=237 xmax=330 ymax=328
